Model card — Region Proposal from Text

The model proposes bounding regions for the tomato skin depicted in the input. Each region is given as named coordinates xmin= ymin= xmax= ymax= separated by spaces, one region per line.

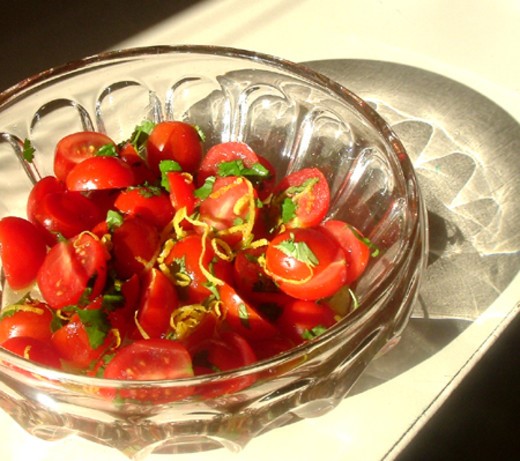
xmin=111 ymin=216 xmax=160 ymax=279
xmin=103 ymin=338 xmax=194 ymax=381
xmin=146 ymin=121 xmax=202 ymax=175
xmin=114 ymin=187 xmax=174 ymax=230
xmin=320 ymin=220 xmax=371 ymax=284
xmin=66 ymin=156 xmax=136 ymax=191
xmin=118 ymin=142 xmax=156 ymax=185
xmin=37 ymin=233 xmax=108 ymax=309
xmin=165 ymin=171 xmax=196 ymax=215
xmin=30 ymin=189 xmax=104 ymax=244
xmin=198 ymin=142 xmax=259 ymax=185
xmin=265 ymin=227 xmax=347 ymax=300
xmin=162 ymin=233 xmax=232 ymax=304
xmin=218 ymin=283 xmax=279 ymax=341
xmin=198 ymin=176 xmax=258 ymax=247
xmin=51 ymin=313 xmax=111 ymax=369
xmin=271 ymin=167 xmax=330 ymax=229
xmin=134 ymin=268 xmax=178 ymax=339
xmin=1 ymin=336 xmax=62 ymax=369
xmin=54 ymin=131 xmax=115 ymax=182
xmin=0 ymin=217 xmax=48 ymax=290
xmin=232 ymin=246 xmax=278 ymax=298
xmin=0 ymin=303 xmax=54 ymax=344
xmin=276 ymin=299 xmax=337 ymax=345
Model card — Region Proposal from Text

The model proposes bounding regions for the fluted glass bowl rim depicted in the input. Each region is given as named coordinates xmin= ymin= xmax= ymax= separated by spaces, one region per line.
xmin=0 ymin=44 xmax=423 ymax=390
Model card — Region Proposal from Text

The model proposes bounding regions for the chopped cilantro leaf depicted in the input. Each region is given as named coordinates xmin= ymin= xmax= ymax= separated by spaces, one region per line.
xmin=281 ymin=197 xmax=297 ymax=223
xmin=301 ymin=325 xmax=327 ymax=340
xmin=129 ymin=120 xmax=156 ymax=157
xmin=22 ymin=138 xmax=35 ymax=163
xmin=218 ymin=159 xmax=270 ymax=179
xmin=237 ymin=303 xmax=250 ymax=329
xmin=106 ymin=209 xmax=124 ymax=230
xmin=275 ymin=234 xmax=319 ymax=267
xmin=194 ymin=176 xmax=216 ymax=199
xmin=77 ymin=309 xmax=109 ymax=349
xmin=96 ymin=143 xmax=118 ymax=157
xmin=159 ymin=159 xmax=182 ymax=191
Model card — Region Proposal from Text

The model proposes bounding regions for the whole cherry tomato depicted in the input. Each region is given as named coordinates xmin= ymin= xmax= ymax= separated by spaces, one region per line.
xmin=146 ymin=121 xmax=202 ymax=175
xmin=66 ymin=156 xmax=136 ymax=191
xmin=1 ymin=336 xmax=62 ymax=369
xmin=0 ymin=302 xmax=54 ymax=344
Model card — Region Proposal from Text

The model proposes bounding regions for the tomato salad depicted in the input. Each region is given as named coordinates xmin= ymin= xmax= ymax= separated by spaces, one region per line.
xmin=0 ymin=121 xmax=375 ymax=391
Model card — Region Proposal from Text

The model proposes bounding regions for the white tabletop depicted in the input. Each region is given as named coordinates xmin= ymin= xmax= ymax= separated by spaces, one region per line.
xmin=2 ymin=1 xmax=519 ymax=460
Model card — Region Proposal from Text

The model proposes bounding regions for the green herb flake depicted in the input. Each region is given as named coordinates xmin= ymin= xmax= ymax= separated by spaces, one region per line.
xmin=159 ymin=159 xmax=183 ymax=191
xmin=275 ymin=234 xmax=319 ymax=267
xmin=237 ymin=303 xmax=250 ymax=329
xmin=301 ymin=325 xmax=328 ymax=341
xmin=281 ymin=197 xmax=297 ymax=223
xmin=96 ymin=143 xmax=118 ymax=157
xmin=218 ymin=160 xmax=270 ymax=179
xmin=194 ymin=176 xmax=216 ymax=199
xmin=129 ymin=120 xmax=156 ymax=157
xmin=22 ymin=138 xmax=35 ymax=163
xmin=106 ymin=209 xmax=124 ymax=231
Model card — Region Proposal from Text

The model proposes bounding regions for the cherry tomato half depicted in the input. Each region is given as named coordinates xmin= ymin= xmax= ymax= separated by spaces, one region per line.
xmin=66 ymin=156 xmax=136 ymax=191
xmin=0 ymin=302 xmax=54 ymax=344
xmin=320 ymin=220 xmax=371 ymax=284
xmin=0 ymin=216 xmax=48 ymax=290
xmin=54 ymin=131 xmax=115 ymax=182
xmin=265 ymin=227 xmax=347 ymax=300
xmin=270 ymin=167 xmax=330 ymax=229
xmin=2 ymin=336 xmax=62 ymax=369
xmin=37 ymin=232 xmax=108 ymax=309
xmin=146 ymin=121 xmax=203 ymax=175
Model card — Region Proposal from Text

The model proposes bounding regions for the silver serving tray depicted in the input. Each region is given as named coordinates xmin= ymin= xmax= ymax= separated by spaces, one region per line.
xmin=304 ymin=60 xmax=520 ymax=390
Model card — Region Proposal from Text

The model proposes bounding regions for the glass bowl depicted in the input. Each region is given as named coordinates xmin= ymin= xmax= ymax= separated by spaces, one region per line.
xmin=0 ymin=45 xmax=427 ymax=458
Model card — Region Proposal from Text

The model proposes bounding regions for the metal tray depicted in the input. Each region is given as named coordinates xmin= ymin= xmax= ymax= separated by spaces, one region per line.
xmin=304 ymin=59 xmax=520 ymax=389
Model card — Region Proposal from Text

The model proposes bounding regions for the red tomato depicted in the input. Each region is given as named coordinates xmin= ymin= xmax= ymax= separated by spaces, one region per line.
xmin=190 ymin=331 xmax=257 ymax=396
xmin=276 ymin=299 xmax=337 ymax=345
xmin=0 ymin=302 xmax=54 ymax=344
xmin=165 ymin=171 xmax=196 ymax=215
xmin=26 ymin=176 xmax=65 ymax=223
xmin=114 ymin=187 xmax=174 ymax=230
xmin=265 ymin=227 xmax=347 ymax=300
xmin=134 ymin=268 xmax=178 ymax=339
xmin=66 ymin=156 xmax=136 ymax=191
xmin=146 ymin=121 xmax=202 ymax=175
xmin=103 ymin=338 xmax=194 ymax=381
xmin=29 ymin=188 xmax=104 ymax=243
xmin=162 ymin=233 xmax=232 ymax=304
xmin=198 ymin=176 xmax=257 ymax=247
xmin=1 ymin=336 xmax=62 ymax=369
xmin=51 ymin=313 xmax=111 ymax=369
xmin=218 ymin=283 xmax=279 ymax=341
xmin=54 ymin=131 xmax=115 ymax=182
xmin=271 ymin=167 xmax=330 ymax=229
xmin=37 ymin=233 xmax=108 ymax=309
xmin=232 ymin=246 xmax=278 ymax=298
xmin=320 ymin=220 xmax=371 ymax=284
xmin=197 ymin=141 xmax=259 ymax=185
xmin=111 ymin=216 xmax=160 ymax=279
xmin=118 ymin=142 xmax=156 ymax=185
xmin=0 ymin=217 xmax=48 ymax=290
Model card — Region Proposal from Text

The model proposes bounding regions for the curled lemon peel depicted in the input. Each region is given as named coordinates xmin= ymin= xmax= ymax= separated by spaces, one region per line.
xmin=170 ymin=303 xmax=208 ymax=339
xmin=133 ymin=310 xmax=150 ymax=340
xmin=1 ymin=304 xmax=45 ymax=316
xmin=109 ymin=328 xmax=122 ymax=350
xmin=257 ymin=254 xmax=314 ymax=286
xmin=210 ymin=237 xmax=234 ymax=262
xmin=23 ymin=345 xmax=32 ymax=360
